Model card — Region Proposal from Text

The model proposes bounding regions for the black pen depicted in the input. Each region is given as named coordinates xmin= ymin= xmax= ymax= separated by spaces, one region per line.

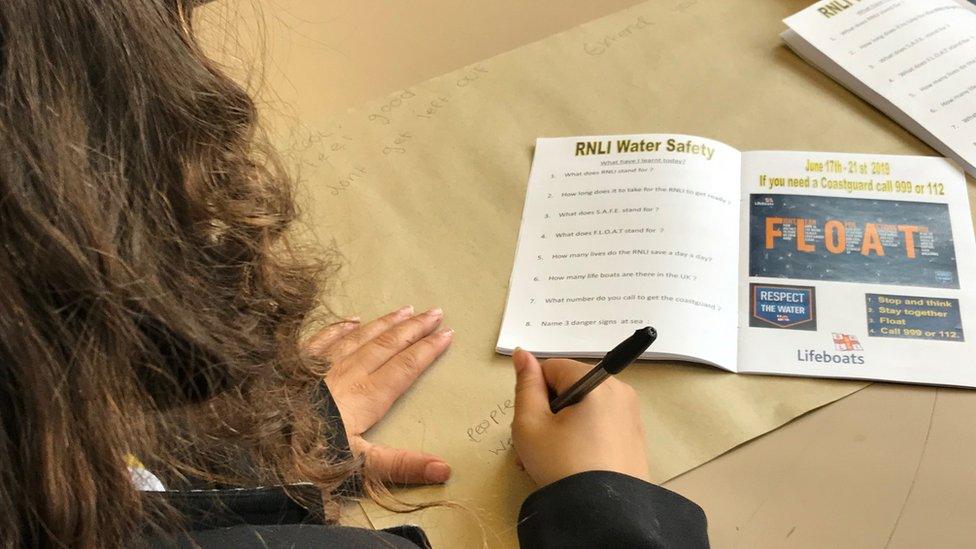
xmin=549 ymin=327 xmax=657 ymax=414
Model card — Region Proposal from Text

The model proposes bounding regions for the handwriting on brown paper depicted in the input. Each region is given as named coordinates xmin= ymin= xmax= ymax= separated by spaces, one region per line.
xmin=466 ymin=399 xmax=514 ymax=443
xmin=583 ymin=15 xmax=652 ymax=56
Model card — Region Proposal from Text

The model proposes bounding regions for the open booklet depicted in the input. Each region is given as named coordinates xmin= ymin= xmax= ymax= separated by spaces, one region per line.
xmin=496 ymin=134 xmax=976 ymax=387
xmin=781 ymin=0 xmax=976 ymax=177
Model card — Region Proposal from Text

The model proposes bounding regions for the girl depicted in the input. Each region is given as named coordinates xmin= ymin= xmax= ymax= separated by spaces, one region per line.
xmin=0 ymin=1 xmax=708 ymax=547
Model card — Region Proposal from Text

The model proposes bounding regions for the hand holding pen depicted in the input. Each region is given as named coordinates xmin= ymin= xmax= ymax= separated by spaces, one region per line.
xmin=510 ymin=328 xmax=657 ymax=487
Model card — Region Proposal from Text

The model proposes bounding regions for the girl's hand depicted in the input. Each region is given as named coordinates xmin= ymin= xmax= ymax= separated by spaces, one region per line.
xmin=510 ymin=349 xmax=651 ymax=487
xmin=308 ymin=306 xmax=454 ymax=485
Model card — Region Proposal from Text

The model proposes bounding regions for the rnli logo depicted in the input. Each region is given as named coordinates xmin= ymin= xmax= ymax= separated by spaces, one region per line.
xmin=832 ymin=333 xmax=863 ymax=352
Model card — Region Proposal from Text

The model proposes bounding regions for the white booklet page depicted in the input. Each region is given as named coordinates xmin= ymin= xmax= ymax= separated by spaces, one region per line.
xmin=496 ymin=134 xmax=741 ymax=368
xmin=783 ymin=0 xmax=976 ymax=176
xmin=498 ymin=133 xmax=976 ymax=387
xmin=737 ymin=150 xmax=976 ymax=387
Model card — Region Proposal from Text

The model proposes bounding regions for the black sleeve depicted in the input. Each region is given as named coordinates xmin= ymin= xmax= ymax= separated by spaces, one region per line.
xmin=316 ymin=380 xmax=363 ymax=497
xmin=317 ymin=379 xmax=353 ymax=460
xmin=146 ymin=523 xmax=422 ymax=549
xmin=517 ymin=471 xmax=709 ymax=549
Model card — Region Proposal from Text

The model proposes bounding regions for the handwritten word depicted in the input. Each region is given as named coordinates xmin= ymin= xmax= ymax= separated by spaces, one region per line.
xmin=584 ymin=15 xmax=652 ymax=56
xmin=415 ymin=95 xmax=451 ymax=119
xmin=456 ymin=65 xmax=489 ymax=87
xmin=285 ymin=128 xmax=356 ymax=170
xmin=488 ymin=436 xmax=514 ymax=457
xmin=466 ymin=399 xmax=514 ymax=443
xmin=382 ymin=132 xmax=413 ymax=155
xmin=313 ymin=134 xmax=356 ymax=169
xmin=368 ymin=89 xmax=417 ymax=126
xmin=324 ymin=166 xmax=367 ymax=196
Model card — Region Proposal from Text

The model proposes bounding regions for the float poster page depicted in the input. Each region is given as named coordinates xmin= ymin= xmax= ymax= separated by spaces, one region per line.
xmin=737 ymin=151 xmax=976 ymax=388
xmin=749 ymin=194 xmax=959 ymax=288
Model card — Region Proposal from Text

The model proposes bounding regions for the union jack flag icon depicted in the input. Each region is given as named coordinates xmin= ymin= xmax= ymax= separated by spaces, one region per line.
xmin=832 ymin=333 xmax=863 ymax=351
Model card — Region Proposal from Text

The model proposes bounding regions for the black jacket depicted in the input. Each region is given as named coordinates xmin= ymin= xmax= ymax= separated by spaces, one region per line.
xmin=144 ymin=384 xmax=709 ymax=548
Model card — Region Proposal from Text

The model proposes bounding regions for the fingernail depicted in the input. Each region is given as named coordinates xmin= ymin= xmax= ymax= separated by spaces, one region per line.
xmin=344 ymin=316 xmax=361 ymax=324
xmin=395 ymin=305 xmax=414 ymax=316
xmin=424 ymin=461 xmax=452 ymax=483
xmin=436 ymin=327 xmax=454 ymax=337
xmin=423 ymin=307 xmax=444 ymax=319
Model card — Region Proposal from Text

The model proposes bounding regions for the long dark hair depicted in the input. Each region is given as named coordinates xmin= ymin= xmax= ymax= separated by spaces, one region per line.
xmin=0 ymin=1 xmax=356 ymax=546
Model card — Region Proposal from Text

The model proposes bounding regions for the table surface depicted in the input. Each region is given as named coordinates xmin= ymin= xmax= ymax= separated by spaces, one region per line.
xmin=203 ymin=1 xmax=976 ymax=547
